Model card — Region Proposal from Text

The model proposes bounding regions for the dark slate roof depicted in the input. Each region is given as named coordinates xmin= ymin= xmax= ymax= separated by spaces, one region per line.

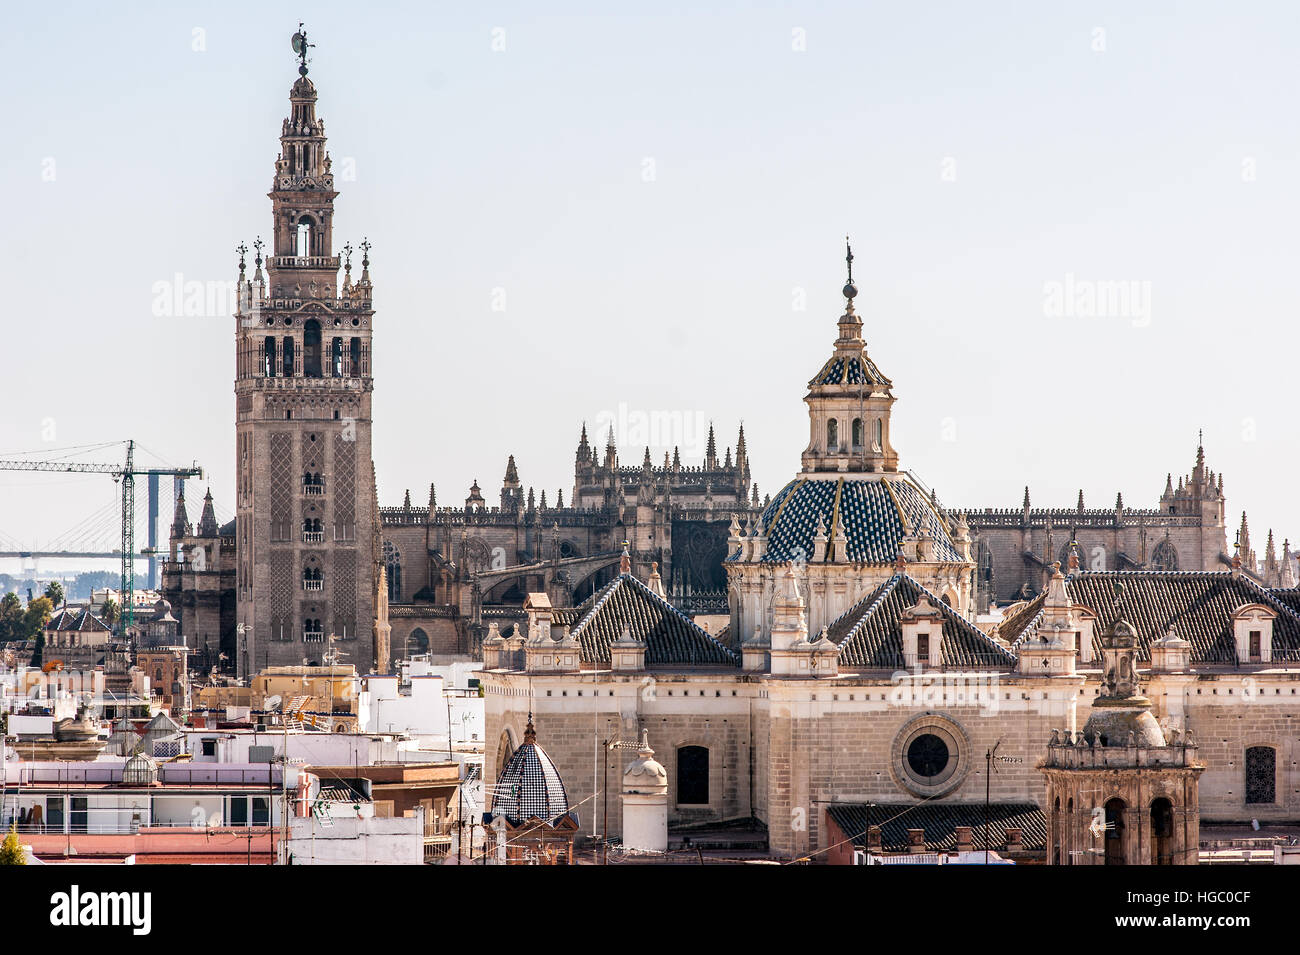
xmin=488 ymin=734 xmax=576 ymax=828
xmin=1271 ymin=588 xmax=1300 ymax=617
xmin=828 ymin=574 xmax=1016 ymax=669
xmin=745 ymin=475 xmax=964 ymax=565
xmin=809 ymin=353 xmax=892 ymax=390
xmin=46 ymin=608 xmax=111 ymax=633
xmin=997 ymin=593 xmax=1046 ymax=646
xmin=1064 ymin=571 xmax=1300 ymax=664
xmin=826 ymin=803 xmax=1046 ymax=853
xmin=571 ymin=573 xmax=739 ymax=668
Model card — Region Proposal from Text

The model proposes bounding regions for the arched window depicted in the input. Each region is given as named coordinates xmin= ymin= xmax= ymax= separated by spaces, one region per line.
xmin=331 ymin=337 xmax=343 ymax=377
xmin=408 ymin=628 xmax=429 ymax=656
xmin=826 ymin=418 xmax=839 ymax=451
xmin=1150 ymin=798 xmax=1175 ymax=865
xmin=282 ymin=335 xmax=295 ymax=377
xmin=1151 ymin=538 xmax=1179 ymax=572
xmin=872 ymin=418 xmax=883 ymax=452
xmin=1246 ymin=746 xmax=1276 ymax=804
xmin=303 ymin=319 xmax=322 ymax=378
xmin=383 ymin=540 xmax=402 ymax=601
xmin=295 ymin=217 xmax=314 ymax=257
xmin=1104 ymin=798 xmax=1127 ymax=865
xmin=349 ymin=337 xmax=362 ymax=376
xmin=677 ymin=745 xmax=709 ymax=805
xmin=851 ymin=418 xmax=863 ymax=449
xmin=263 ymin=337 xmax=277 ymax=378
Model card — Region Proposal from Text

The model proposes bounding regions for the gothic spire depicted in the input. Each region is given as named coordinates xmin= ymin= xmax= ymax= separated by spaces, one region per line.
xmin=705 ymin=422 xmax=717 ymax=468
xmin=197 ymin=488 xmax=218 ymax=538
xmin=171 ymin=486 xmax=192 ymax=540
xmin=504 ymin=454 xmax=519 ymax=486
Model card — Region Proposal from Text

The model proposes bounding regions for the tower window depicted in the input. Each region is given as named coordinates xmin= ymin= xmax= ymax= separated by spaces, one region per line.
xmin=263 ymin=337 xmax=277 ymax=378
xmin=350 ymin=337 xmax=362 ymax=377
xmin=676 ymin=746 xmax=709 ymax=805
xmin=826 ymin=418 xmax=839 ymax=452
xmin=331 ymin=337 xmax=343 ymax=377
xmin=282 ymin=336 xmax=295 ymax=376
xmin=1246 ymin=746 xmax=1276 ymax=804
xmin=851 ymin=417 xmax=863 ymax=450
xmin=303 ymin=319 xmax=322 ymax=378
xmin=872 ymin=418 xmax=883 ymax=452
xmin=296 ymin=217 xmax=315 ymax=257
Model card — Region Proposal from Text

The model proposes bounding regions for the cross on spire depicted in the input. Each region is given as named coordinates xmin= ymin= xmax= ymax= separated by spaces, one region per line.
xmin=845 ymin=235 xmax=854 ymax=284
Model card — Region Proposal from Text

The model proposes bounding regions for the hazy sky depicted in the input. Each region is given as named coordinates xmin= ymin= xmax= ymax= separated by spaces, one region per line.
xmin=2 ymin=1 xmax=1298 ymax=573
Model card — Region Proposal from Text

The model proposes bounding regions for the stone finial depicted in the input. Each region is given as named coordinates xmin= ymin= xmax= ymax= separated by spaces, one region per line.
xmin=620 ymin=542 xmax=631 ymax=575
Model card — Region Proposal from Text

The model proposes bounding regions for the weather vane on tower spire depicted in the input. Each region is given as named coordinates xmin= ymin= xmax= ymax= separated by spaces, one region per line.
xmin=292 ymin=23 xmax=315 ymax=76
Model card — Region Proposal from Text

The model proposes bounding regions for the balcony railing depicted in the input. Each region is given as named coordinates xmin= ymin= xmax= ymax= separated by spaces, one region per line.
xmin=304 ymin=630 xmax=325 ymax=643
xmin=303 ymin=580 xmax=324 ymax=591
xmin=303 ymin=531 xmax=324 ymax=543
xmin=303 ymin=484 xmax=325 ymax=496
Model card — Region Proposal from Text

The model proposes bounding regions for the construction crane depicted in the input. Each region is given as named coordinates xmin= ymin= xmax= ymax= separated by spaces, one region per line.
xmin=0 ymin=440 xmax=203 ymax=634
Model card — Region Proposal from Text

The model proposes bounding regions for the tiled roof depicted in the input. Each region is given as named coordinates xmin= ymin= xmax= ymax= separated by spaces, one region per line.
xmin=809 ymin=353 xmax=892 ymax=390
xmin=997 ymin=593 xmax=1046 ymax=646
xmin=46 ymin=608 xmax=111 ymax=633
xmin=489 ymin=737 xmax=575 ymax=828
xmin=1062 ymin=571 xmax=1300 ymax=664
xmin=828 ymin=574 xmax=1016 ymax=669
xmin=826 ymin=802 xmax=1046 ymax=853
xmin=746 ymin=476 xmax=964 ymax=565
xmin=1270 ymin=588 xmax=1300 ymax=616
xmin=571 ymin=573 xmax=739 ymax=668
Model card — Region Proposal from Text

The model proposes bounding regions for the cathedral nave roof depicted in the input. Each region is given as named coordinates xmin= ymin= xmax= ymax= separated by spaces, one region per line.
xmin=829 ymin=573 xmax=1016 ymax=669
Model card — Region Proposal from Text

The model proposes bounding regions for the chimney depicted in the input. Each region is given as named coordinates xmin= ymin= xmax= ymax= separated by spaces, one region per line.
xmin=907 ymin=828 xmax=926 ymax=854
xmin=867 ymin=826 xmax=882 ymax=851
xmin=1004 ymin=827 xmax=1023 ymax=851
xmin=955 ymin=826 xmax=974 ymax=851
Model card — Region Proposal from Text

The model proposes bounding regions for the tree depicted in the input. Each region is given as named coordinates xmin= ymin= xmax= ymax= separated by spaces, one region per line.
xmin=0 ymin=825 xmax=25 ymax=865
xmin=0 ymin=592 xmax=22 ymax=642
xmin=100 ymin=597 xmax=119 ymax=628
xmin=22 ymin=596 xmax=53 ymax=640
xmin=43 ymin=581 xmax=64 ymax=608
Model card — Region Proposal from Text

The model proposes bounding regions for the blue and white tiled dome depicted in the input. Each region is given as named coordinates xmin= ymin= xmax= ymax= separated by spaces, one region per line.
xmin=489 ymin=719 xmax=578 ymax=827
xmin=740 ymin=475 xmax=964 ymax=564
xmin=809 ymin=352 xmax=892 ymax=390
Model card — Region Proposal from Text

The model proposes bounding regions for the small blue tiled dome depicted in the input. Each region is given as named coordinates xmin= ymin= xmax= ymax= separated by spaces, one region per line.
xmin=489 ymin=719 xmax=577 ymax=827
xmin=744 ymin=475 xmax=964 ymax=564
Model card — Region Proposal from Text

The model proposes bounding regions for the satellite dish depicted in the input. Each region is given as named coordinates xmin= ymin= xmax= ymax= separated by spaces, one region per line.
xmin=264 ymin=694 xmax=282 ymax=710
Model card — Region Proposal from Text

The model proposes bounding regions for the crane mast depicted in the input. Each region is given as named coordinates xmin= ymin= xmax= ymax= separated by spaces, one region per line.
xmin=0 ymin=440 xmax=203 ymax=638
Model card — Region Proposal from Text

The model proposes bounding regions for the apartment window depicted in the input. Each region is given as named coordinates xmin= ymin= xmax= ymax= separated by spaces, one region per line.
xmin=201 ymin=739 xmax=217 ymax=757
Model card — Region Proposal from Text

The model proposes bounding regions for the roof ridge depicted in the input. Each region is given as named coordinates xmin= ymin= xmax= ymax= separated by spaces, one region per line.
xmin=837 ymin=573 xmax=904 ymax=646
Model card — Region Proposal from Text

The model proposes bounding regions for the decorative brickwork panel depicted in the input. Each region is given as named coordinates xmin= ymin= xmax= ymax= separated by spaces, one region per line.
xmin=333 ymin=549 xmax=356 ymax=640
xmin=270 ymin=550 xmax=293 ymax=641
xmin=269 ymin=431 xmax=293 ymax=535
xmin=333 ymin=431 xmax=356 ymax=534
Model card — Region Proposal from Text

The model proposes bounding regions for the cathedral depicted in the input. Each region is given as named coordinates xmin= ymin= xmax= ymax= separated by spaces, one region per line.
xmin=479 ymin=255 xmax=1300 ymax=864
xmin=158 ymin=45 xmax=1300 ymax=864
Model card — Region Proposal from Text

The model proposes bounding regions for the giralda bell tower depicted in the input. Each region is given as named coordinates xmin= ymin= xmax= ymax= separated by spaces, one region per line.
xmin=233 ymin=28 xmax=383 ymax=678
